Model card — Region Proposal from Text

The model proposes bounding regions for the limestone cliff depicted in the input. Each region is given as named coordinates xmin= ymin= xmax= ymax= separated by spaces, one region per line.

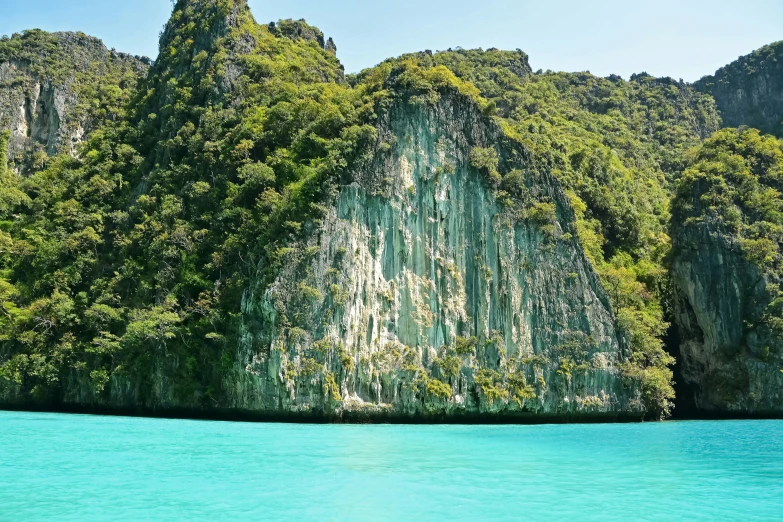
xmin=4 ymin=94 xmax=646 ymax=422
xmin=229 ymin=95 xmax=643 ymax=420
xmin=695 ymin=41 xmax=783 ymax=137
xmin=0 ymin=0 xmax=678 ymax=422
xmin=672 ymin=225 xmax=783 ymax=412
xmin=671 ymin=128 xmax=783 ymax=414
xmin=0 ymin=30 xmax=148 ymax=170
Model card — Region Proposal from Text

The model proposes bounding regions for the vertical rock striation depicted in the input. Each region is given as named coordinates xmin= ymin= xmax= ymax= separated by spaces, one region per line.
xmin=695 ymin=41 xmax=783 ymax=138
xmin=232 ymin=96 xmax=643 ymax=420
xmin=0 ymin=0 xmax=674 ymax=422
xmin=672 ymin=225 xmax=783 ymax=412
xmin=671 ymin=128 xmax=783 ymax=414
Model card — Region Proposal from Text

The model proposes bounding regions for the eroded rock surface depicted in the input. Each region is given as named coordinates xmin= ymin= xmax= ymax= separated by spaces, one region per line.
xmin=695 ymin=41 xmax=783 ymax=137
xmin=673 ymin=224 xmax=783 ymax=413
xmin=232 ymin=97 xmax=643 ymax=420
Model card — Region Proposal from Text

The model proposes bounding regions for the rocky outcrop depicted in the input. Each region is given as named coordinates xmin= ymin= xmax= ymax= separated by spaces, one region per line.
xmin=269 ymin=19 xmax=337 ymax=55
xmin=672 ymin=224 xmax=783 ymax=413
xmin=695 ymin=41 xmax=783 ymax=137
xmin=670 ymin=128 xmax=783 ymax=415
xmin=4 ymin=94 xmax=644 ymax=421
xmin=0 ymin=94 xmax=645 ymax=422
xmin=0 ymin=61 xmax=72 ymax=157
xmin=2 ymin=0 xmax=716 ymax=422
xmin=229 ymin=95 xmax=643 ymax=420
xmin=0 ymin=30 xmax=148 ymax=170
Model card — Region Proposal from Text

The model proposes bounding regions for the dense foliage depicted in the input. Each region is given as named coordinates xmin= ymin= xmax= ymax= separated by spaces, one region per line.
xmin=0 ymin=1 xmax=689 ymax=416
xmin=0 ymin=0 xmax=377 ymax=403
xmin=3 ymin=0 xmax=777 ymax=419
xmin=0 ymin=29 xmax=147 ymax=169
xmin=672 ymin=128 xmax=783 ymax=338
xmin=364 ymin=49 xmax=723 ymax=417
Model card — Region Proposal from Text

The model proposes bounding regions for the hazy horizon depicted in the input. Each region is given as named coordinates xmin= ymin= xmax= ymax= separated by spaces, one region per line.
xmin=2 ymin=0 xmax=782 ymax=82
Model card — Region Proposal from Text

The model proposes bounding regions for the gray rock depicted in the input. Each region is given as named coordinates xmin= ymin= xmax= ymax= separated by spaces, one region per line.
xmin=695 ymin=41 xmax=783 ymax=137
xmin=673 ymin=222 xmax=783 ymax=413
xmin=228 ymin=95 xmax=643 ymax=420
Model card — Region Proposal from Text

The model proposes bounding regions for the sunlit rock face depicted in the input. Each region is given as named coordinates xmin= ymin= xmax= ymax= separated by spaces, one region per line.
xmin=232 ymin=95 xmax=643 ymax=420
xmin=0 ymin=31 xmax=148 ymax=169
xmin=695 ymin=41 xmax=783 ymax=138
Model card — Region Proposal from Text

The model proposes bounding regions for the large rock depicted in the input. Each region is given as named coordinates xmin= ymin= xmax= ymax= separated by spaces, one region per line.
xmin=268 ymin=19 xmax=337 ymax=55
xmin=0 ymin=30 xmax=149 ymax=169
xmin=672 ymin=224 xmax=783 ymax=412
xmin=231 ymin=95 xmax=643 ymax=420
xmin=0 ymin=0 xmax=647 ymax=422
xmin=671 ymin=128 xmax=783 ymax=414
xmin=695 ymin=41 xmax=783 ymax=137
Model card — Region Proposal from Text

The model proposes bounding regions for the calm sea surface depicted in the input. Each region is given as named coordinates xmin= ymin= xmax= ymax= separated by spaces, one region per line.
xmin=1 ymin=412 xmax=782 ymax=520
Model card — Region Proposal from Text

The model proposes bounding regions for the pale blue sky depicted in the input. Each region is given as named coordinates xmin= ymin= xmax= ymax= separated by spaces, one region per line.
xmin=2 ymin=0 xmax=781 ymax=81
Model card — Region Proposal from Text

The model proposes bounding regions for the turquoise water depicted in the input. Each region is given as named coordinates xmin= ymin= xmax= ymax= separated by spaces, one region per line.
xmin=1 ymin=412 xmax=782 ymax=520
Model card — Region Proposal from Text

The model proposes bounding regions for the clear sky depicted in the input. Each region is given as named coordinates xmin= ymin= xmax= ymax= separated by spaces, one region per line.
xmin=2 ymin=0 xmax=782 ymax=82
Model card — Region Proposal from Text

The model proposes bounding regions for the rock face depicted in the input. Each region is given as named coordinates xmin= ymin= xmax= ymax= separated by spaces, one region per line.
xmin=0 ymin=0 xmax=710 ymax=422
xmin=230 ymin=96 xmax=643 ymax=420
xmin=695 ymin=41 xmax=783 ymax=137
xmin=0 ymin=30 xmax=149 ymax=169
xmin=0 ymin=59 xmax=72 ymax=157
xmin=670 ymin=128 xmax=783 ymax=415
xmin=0 ymin=94 xmax=645 ymax=421
xmin=672 ymin=224 xmax=783 ymax=413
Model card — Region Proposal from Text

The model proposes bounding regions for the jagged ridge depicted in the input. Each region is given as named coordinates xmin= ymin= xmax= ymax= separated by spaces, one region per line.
xmin=695 ymin=41 xmax=783 ymax=137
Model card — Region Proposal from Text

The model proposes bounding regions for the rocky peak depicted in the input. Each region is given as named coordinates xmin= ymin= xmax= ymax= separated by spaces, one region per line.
xmin=0 ymin=30 xmax=148 ymax=77
xmin=159 ymin=0 xmax=249 ymax=63
xmin=695 ymin=41 xmax=783 ymax=137
xmin=268 ymin=19 xmax=338 ymax=55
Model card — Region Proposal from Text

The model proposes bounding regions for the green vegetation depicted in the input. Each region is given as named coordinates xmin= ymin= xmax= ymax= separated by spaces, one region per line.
xmin=0 ymin=29 xmax=146 ymax=168
xmin=0 ymin=9 xmax=679 ymax=415
xmin=507 ymin=372 xmax=536 ymax=406
xmin=0 ymin=0 xmax=375 ymax=404
xmin=474 ymin=369 xmax=510 ymax=405
xmin=470 ymin=146 xmax=501 ymax=185
xmin=0 ymin=130 xmax=26 ymax=212
xmin=435 ymin=354 xmax=461 ymax=379
xmin=323 ymin=372 xmax=341 ymax=402
xmin=454 ymin=336 xmax=478 ymax=357
xmin=4 ymin=1 xmax=779 ymax=419
xmin=426 ymin=378 xmax=453 ymax=399
xmin=672 ymin=128 xmax=783 ymax=339
xmin=673 ymin=128 xmax=783 ymax=253
xmin=695 ymin=41 xmax=783 ymax=137
xmin=374 ymin=49 xmax=698 ymax=417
